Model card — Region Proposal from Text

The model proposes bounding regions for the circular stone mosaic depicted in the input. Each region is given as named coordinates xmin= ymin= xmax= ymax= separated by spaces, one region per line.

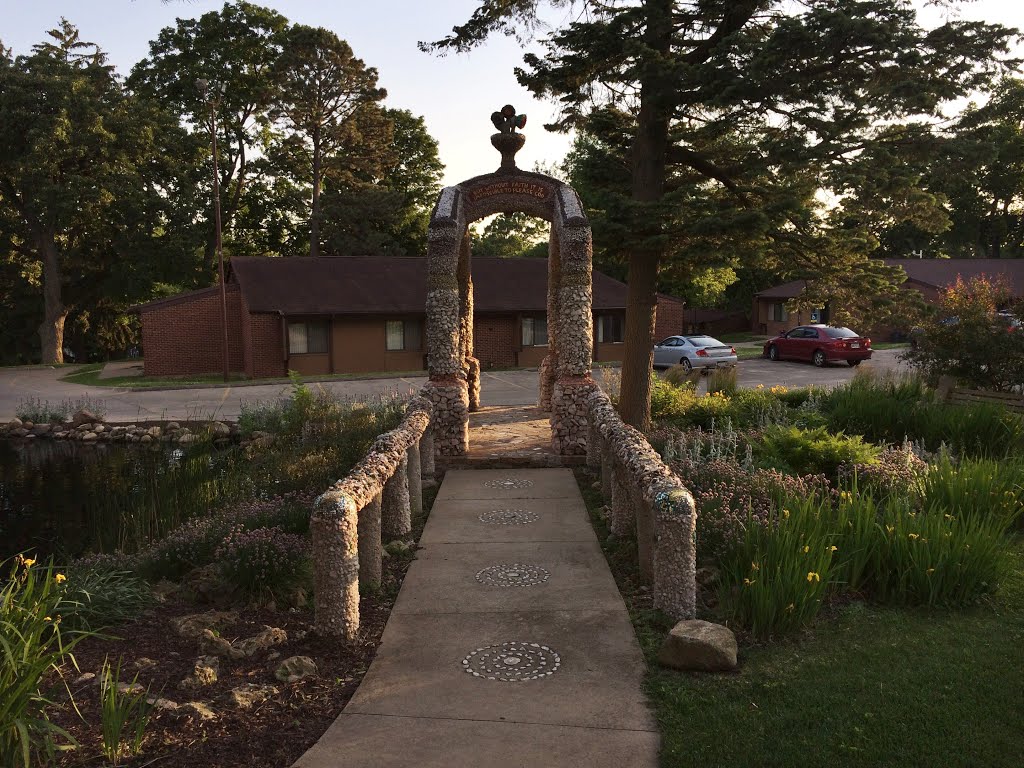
xmin=476 ymin=563 xmax=550 ymax=588
xmin=483 ymin=477 xmax=534 ymax=490
xmin=461 ymin=642 xmax=561 ymax=682
xmin=478 ymin=508 xmax=539 ymax=526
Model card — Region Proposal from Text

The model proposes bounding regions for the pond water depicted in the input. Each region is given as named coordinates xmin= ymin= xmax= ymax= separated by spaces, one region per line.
xmin=0 ymin=439 xmax=239 ymax=562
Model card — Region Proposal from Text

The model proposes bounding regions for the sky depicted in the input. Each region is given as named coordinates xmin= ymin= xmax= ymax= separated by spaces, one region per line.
xmin=2 ymin=0 xmax=1023 ymax=187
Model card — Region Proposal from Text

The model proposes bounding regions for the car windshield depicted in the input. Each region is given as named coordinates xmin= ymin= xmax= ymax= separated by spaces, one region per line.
xmin=823 ymin=327 xmax=859 ymax=338
xmin=685 ymin=335 xmax=723 ymax=347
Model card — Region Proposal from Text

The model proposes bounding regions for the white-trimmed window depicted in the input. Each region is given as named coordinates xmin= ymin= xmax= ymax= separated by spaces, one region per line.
xmin=386 ymin=319 xmax=422 ymax=351
xmin=770 ymin=302 xmax=789 ymax=322
xmin=596 ymin=314 xmax=624 ymax=343
xmin=521 ymin=316 xmax=548 ymax=346
xmin=288 ymin=320 xmax=328 ymax=354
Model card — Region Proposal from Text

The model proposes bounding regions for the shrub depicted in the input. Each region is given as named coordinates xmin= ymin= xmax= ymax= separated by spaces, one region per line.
xmin=14 ymin=398 xmax=68 ymax=424
xmin=707 ymin=366 xmax=739 ymax=397
xmin=214 ymin=526 xmax=309 ymax=597
xmin=718 ymin=497 xmax=838 ymax=637
xmin=904 ymin=274 xmax=1024 ymax=391
xmin=1 ymin=556 xmax=88 ymax=767
xmin=841 ymin=443 xmax=929 ymax=501
xmin=755 ymin=424 xmax=881 ymax=479
xmin=921 ymin=454 xmax=1024 ymax=531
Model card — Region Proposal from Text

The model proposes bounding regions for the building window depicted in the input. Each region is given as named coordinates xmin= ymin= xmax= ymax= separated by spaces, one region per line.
xmin=596 ymin=314 xmax=624 ymax=343
xmin=386 ymin=319 xmax=422 ymax=351
xmin=288 ymin=320 xmax=328 ymax=354
xmin=770 ymin=302 xmax=789 ymax=322
xmin=521 ymin=316 xmax=548 ymax=346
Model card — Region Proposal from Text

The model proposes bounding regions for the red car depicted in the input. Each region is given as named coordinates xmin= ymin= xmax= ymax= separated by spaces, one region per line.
xmin=763 ymin=325 xmax=872 ymax=367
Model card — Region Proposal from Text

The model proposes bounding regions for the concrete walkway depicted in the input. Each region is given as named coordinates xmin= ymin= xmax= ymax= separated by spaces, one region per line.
xmin=294 ymin=468 xmax=658 ymax=768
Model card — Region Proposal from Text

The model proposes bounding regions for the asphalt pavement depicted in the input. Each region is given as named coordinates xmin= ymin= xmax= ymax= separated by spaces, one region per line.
xmin=0 ymin=349 xmax=905 ymax=423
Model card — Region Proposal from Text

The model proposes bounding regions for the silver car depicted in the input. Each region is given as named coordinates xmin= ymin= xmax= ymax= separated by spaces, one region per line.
xmin=653 ymin=335 xmax=738 ymax=372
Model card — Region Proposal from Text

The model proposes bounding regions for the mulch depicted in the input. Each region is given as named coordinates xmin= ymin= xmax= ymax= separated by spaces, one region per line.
xmin=48 ymin=555 xmax=412 ymax=768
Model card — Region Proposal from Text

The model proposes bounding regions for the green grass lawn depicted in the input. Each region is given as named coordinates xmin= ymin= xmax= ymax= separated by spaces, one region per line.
xmin=735 ymin=347 xmax=766 ymax=360
xmin=871 ymin=341 xmax=910 ymax=350
xmin=60 ymin=364 xmax=428 ymax=389
xmin=575 ymin=469 xmax=1024 ymax=768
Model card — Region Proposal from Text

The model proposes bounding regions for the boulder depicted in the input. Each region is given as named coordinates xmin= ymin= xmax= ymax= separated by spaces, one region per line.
xmin=117 ymin=681 xmax=145 ymax=695
xmin=93 ymin=424 xmax=106 ymax=434
xmin=147 ymin=426 xmax=162 ymax=438
xmin=146 ymin=696 xmax=180 ymax=713
xmin=177 ymin=434 xmax=198 ymax=445
xmin=210 ymin=421 xmax=231 ymax=437
xmin=180 ymin=701 xmax=216 ymax=721
xmin=229 ymin=683 xmax=278 ymax=710
xmin=198 ymin=629 xmax=244 ymax=661
xmin=71 ymin=409 xmax=101 ymax=426
xmin=166 ymin=422 xmax=181 ymax=431
xmin=658 ymin=620 xmax=738 ymax=673
xmin=81 ymin=432 xmax=98 ymax=442
xmin=31 ymin=424 xmax=52 ymax=436
xmin=10 ymin=428 xmax=29 ymax=438
xmin=172 ymin=610 xmax=239 ymax=640
xmin=275 ymin=655 xmax=317 ymax=683
xmin=132 ymin=657 xmax=158 ymax=671
xmin=139 ymin=434 xmax=153 ymax=444
xmin=6 ymin=418 xmax=23 ymax=430
xmin=235 ymin=626 xmax=288 ymax=657
xmin=73 ymin=672 xmax=96 ymax=686
xmin=179 ymin=656 xmax=219 ymax=689
xmin=180 ymin=564 xmax=226 ymax=604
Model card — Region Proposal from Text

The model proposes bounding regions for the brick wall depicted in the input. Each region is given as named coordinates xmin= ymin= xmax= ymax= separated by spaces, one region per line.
xmin=249 ymin=312 xmax=285 ymax=378
xmin=654 ymin=296 xmax=685 ymax=340
xmin=474 ymin=314 xmax=517 ymax=368
xmin=141 ymin=286 xmax=244 ymax=376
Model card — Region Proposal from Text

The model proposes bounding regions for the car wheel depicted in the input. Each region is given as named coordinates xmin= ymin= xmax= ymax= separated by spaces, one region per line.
xmin=679 ymin=357 xmax=692 ymax=373
xmin=767 ymin=345 xmax=779 ymax=361
xmin=847 ymin=359 xmax=861 ymax=367
xmin=813 ymin=350 xmax=827 ymax=367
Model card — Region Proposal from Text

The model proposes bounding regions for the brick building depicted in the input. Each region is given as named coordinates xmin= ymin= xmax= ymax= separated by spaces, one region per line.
xmin=136 ymin=256 xmax=687 ymax=378
xmin=751 ymin=258 xmax=1024 ymax=339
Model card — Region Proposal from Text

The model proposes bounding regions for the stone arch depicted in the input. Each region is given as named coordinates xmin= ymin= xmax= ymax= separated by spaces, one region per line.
xmin=424 ymin=164 xmax=595 ymax=457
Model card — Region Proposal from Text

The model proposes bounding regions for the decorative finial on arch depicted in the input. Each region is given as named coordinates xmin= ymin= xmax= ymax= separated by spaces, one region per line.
xmin=490 ymin=104 xmax=527 ymax=172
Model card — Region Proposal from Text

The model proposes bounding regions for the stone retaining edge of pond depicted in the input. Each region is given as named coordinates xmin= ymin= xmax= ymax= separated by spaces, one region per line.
xmin=2 ymin=409 xmax=249 ymax=447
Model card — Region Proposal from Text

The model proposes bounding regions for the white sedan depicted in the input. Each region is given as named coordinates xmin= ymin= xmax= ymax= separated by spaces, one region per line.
xmin=653 ymin=335 xmax=738 ymax=371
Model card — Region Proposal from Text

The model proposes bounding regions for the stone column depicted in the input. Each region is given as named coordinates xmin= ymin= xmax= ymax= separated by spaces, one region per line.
xmin=407 ymin=441 xmax=423 ymax=519
xmin=551 ymin=204 xmax=595 ymax=455
xmin=458 ymin=232 xmax=481 ymax=412
xmin=649 ymin=481 xmax=698 ymax=621
xmin=420 ymin=428 xmax=436 ymax=479
xmin=609 ymin=463 xmax=634 ymax=538
xmin=634 ymin=484 xmax=654 ymax=584
xmin=539 ymin=229 xmax=560 ymax=412
xmin=426 ymin=212 xmax=469 ymax=455
xmin=311 ymin=491 xmax=360 ymax=641
xmin=382 ymin=454 xmax=411 ymax=541
xmin=357 ymin=493 xmax=382 ymax=588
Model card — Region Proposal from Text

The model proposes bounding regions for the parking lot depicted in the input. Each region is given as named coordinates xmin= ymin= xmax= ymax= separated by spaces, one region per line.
xmin=0 ymin=349 xmax=906 ymax=423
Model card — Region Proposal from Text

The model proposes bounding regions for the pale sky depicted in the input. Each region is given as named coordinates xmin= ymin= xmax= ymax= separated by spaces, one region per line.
xmin=2 ymin=1 xmax=1023 ymax=186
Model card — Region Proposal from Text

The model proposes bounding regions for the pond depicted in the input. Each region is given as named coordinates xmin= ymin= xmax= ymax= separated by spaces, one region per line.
xmin=0 ymin=439 xmax=243 ymax=563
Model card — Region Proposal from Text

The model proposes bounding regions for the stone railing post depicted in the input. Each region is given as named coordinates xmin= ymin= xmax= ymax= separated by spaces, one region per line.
xmin=586 ymin=418 xmax=601 ymax=469
xmin=600 ymin=441 xmax=612 ymax=499
xmin=311 ymin=491 xmax=360 ymax=641
xmin=357 ymin=493 xmax=383 ymax=589
xmin=382 ymin=453 xmax=412 ymax=541
xmin=420 ymin=426 xmax=436 ymax=478
xmin=407 ymin=441 xmax=423 ymax=518
xmin=649 ymin=480 xmax=697 ymax=620
xmin=609 ymin=463 xmax=634 ymax=537
xmin=634 ymin=482 xmax=654 ymax=584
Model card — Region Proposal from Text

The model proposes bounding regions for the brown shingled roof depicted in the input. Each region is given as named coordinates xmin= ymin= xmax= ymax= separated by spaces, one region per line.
xmin=138 ymin=256 xmax=634 ymax=315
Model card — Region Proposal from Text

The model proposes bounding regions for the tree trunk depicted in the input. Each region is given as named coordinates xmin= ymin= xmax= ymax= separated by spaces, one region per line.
xmin=618 ymin=0 xmax=673 ymax=430
xmin=310 ymin=127 xmax=321 ymax=258
xmin=36 ymin=228 xmax=67 ymax=364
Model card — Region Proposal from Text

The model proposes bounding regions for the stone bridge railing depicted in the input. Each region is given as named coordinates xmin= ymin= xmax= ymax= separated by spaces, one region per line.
xmin=586 ymin=388 xmax=697 ymax=620
xmin=311 ymin=394 xmax=434 ymax=640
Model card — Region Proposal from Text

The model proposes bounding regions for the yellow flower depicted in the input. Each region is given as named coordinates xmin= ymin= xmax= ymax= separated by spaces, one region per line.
xmin=803 ymin=545 xmax=810 ymax=553
xmin=743 ymin=578 xmax=756 ymax=586
xmin=886 ymin=525 xmax=895 ymax=534
xmin=54 ymin=573 xmax=66 ymax=584
xmin=927 ymin=568 xmax=935 ymax=575
xmin=751 ymin=562 xmax=760 ymax=571
xmin=783 ymin=509 xmax=790 ymax=519
xmin=829 ymin=545 xmax=838 ymax=552
xmin=43 ymin=616 xmax=52 ymax=622
xmin=908 ymin=533 xmax=920 ymax=540
xmin=23 ymin=558 xmax=36 ymax=568
xmin=756 ymin=384 xmax=765 ymax=390
xmin=840 ymin=491 xmax=852 ymax=502
xmin=785 ymin=603 xmax=795 ymax=613
xmin=806 ymin=571 xmax=820 ymax=583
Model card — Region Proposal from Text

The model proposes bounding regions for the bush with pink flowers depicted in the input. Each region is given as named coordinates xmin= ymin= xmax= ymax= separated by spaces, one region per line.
xmin=214 ymin=526 xmax=309 ymax=597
